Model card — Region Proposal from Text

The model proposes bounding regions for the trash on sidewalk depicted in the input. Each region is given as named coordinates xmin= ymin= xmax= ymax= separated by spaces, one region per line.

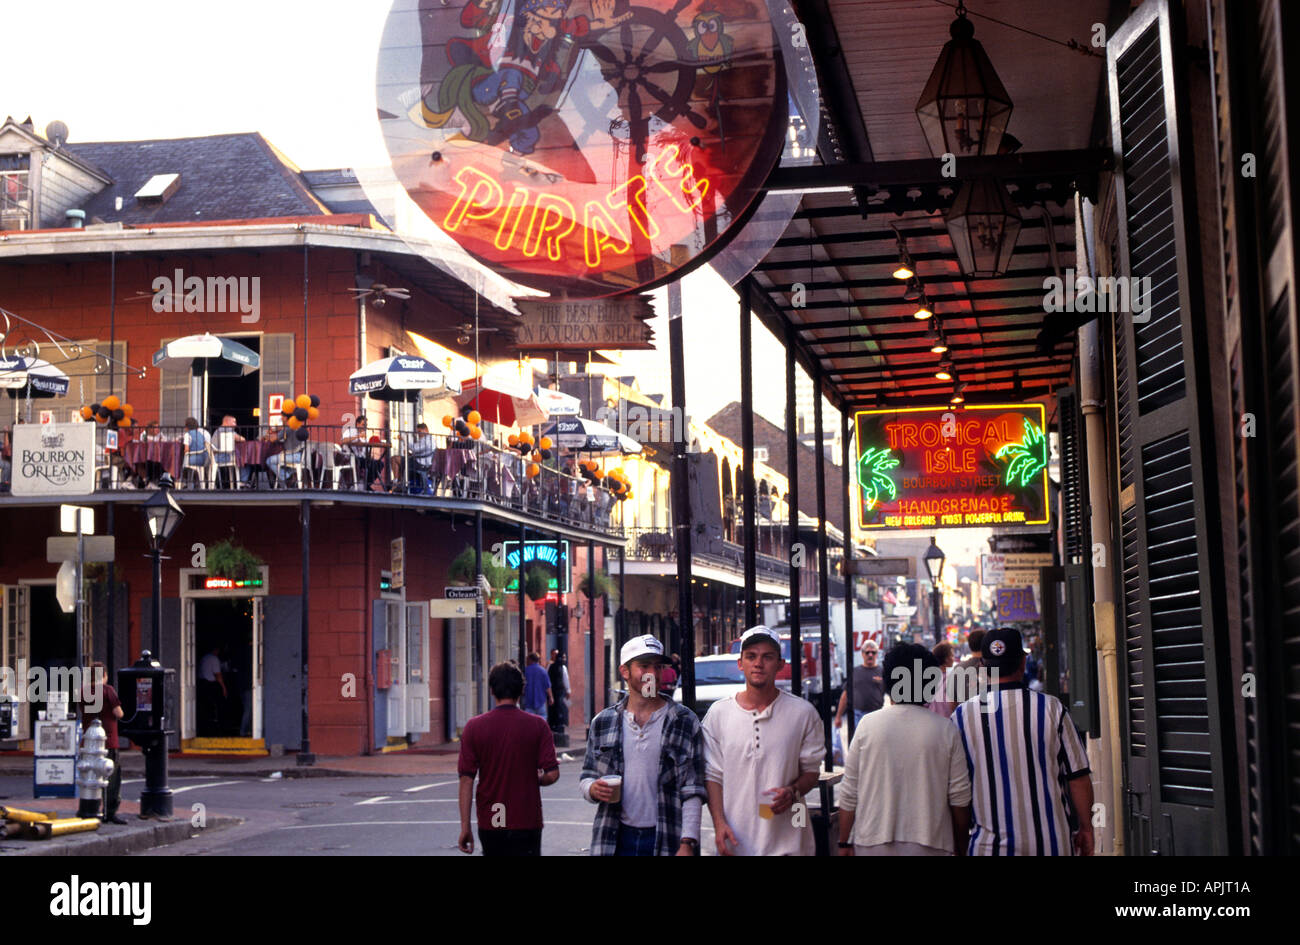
xmin=1 ymin=806 xmax=100 ymax=841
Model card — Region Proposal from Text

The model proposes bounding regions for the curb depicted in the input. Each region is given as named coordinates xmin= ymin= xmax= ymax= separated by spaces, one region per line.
xmin=0 ymin=814 xmax=241 ymax=857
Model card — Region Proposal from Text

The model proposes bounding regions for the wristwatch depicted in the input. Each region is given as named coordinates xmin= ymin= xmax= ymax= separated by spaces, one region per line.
xmin=837 ymin=842 xmax=854 ymax=849
xmin=680 ymin=838 xmax=700 ymax=854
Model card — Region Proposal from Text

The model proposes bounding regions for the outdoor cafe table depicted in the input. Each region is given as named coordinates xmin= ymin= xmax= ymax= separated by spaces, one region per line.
xmin=122 ymin=439 xmax=184 ymax=478
xmin=237 ymin=438 xmax=285 ymax=467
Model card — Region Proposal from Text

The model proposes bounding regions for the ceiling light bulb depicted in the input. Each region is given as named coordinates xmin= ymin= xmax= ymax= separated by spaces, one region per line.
xmin=913 ymin=304 xmax=933 ymax=320
xmin=935 ymin=364 xmax=953 ymax=380
xmin=950 ymin=393 xmax=965 ymax=404
xmin=930 ymin=340 xmax=949 ymax=354
xmin=893 ymin=264 xmax=914 ymax=281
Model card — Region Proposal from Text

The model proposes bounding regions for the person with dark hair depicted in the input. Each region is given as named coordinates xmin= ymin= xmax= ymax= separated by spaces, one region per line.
xmin=953 ymin=628 xmax=1094 ymax=856
xmin=929 ymin=642 xmax=957 ymax=718
xmin=837 ymin=643 xmax=970 ymax=856
xmin=458 ymin=661 xmax=559 ymax=856
xmin=952 ymin=629 xmax=987 ymax=701
xmin=547 ymin=649 xmax=569 ymax=731
xmin=80 ymin=662 xmax=126 ymax=824
xmin=522 ymin=651 xmax=552 ymax=718
xmin=580 ymin=635 xmax=707 ymax=856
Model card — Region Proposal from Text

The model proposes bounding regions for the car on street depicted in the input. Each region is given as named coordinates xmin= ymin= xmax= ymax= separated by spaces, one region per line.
xmin=673 ymin=654 xmax=746 ymax=718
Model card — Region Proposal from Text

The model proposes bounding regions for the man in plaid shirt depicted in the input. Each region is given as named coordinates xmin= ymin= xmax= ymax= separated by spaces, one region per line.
xmin=580 ymin=635 xmax=707 ymax=855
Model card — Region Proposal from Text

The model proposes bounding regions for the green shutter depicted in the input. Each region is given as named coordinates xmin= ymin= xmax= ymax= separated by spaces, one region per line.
xmin=259 ymin=333 xmax=295 ymax=419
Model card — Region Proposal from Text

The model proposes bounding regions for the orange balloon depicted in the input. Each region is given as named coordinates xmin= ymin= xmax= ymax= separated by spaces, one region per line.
xmin=442 ymin=415 xmax=454 ymax=429
xmin=527 ymin=463 xmax=540 ymax=478
xmin=102 ymin=395 xmax=120 ymax=411
xmin=295 ymin=394 xmax=312 ymax=409
xmin=117 ymin=418 xmax=132 ymax=428
xmin=308 ymin=406 xmax=320 ymax=421
xmin=520 ymin=431 xmax=534 ymax=446
xmin=282 ymin=399 xmax=295 ymax=416
xmin=470 ymin=425 xmax=482 ymax=440
xmin=467 ymin=410 xmax=482 ymax=426
xmin=539 ymin=436 xmax=553 ymax=450
xmin=507 ymin=433 xmax=519 ymax=446
xmin=80 ymin=405 xmax=93 ymax=420
xmin=122 ymin=403 xmax=134 ymax=418
xmin=287 ymin=416 xmax=303 ymax=429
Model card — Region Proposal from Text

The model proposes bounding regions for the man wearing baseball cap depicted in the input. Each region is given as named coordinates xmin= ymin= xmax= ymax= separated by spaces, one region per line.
xmin=702 ymin=626 xmax=824 ymax=855
xmin=952 ymin=627 xmax=1094 ymax=856
xmin=579 ymin=634 xmax=707 ymax=855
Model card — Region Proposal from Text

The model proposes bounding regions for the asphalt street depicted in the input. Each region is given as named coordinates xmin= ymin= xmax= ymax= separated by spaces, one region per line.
xmin=2 ymin=759 xmax=689 ymax=856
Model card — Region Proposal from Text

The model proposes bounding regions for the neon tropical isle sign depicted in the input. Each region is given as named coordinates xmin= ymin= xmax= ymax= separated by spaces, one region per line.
xmin=376 ymin=0 xmax=790 ymax=297
xmin=853 ymin=404 xmax=1051 ymax=530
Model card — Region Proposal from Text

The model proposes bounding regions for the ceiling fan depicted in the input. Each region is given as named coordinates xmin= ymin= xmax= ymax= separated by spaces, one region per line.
xmin=347 ymin=282 xmax=411 ymax=307
xmin=423 ymin=322 xmax=503 ymax=346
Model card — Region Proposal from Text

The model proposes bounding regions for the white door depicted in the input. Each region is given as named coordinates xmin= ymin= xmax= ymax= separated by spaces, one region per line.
xmin=252 ymin=597 xmax=264 ymax=740
xmin=452 ymin=617 xmax=473 ymax=738
xmin=405 ymin=602 xmax=430 ymax=734
xmin=2 ymin=586 xmax=30 ymax=740
xmin=386 ymin=600 xmax=406 ymax=738
xmin=182 ymin=599 xmax=196 ymax=740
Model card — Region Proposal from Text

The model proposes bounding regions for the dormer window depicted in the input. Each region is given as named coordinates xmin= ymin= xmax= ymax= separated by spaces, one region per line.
xmin=0 ymin=154 xmax=31 ymax=230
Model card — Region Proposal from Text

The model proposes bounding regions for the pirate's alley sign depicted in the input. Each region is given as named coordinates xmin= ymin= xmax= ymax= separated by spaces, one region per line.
xmin=377 ymin=0 xmax=789 ymax=297
xmin=853 ymin=405 xmax=1052 ymax=530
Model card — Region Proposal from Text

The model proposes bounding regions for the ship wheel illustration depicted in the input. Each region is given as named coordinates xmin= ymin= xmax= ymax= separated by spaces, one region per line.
xmin=576 ymin=4 xmax=705 ymax=158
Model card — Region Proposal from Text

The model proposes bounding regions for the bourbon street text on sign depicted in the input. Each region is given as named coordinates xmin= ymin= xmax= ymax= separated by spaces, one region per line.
xmin=853 ymin=404 xmax=1051 ymax=530
xmin=514 ymin=295 xmax=655 ymax=350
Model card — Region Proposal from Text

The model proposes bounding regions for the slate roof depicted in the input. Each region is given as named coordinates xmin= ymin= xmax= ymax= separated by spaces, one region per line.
xmin=68 ymin=133 xmax=328 ymax=225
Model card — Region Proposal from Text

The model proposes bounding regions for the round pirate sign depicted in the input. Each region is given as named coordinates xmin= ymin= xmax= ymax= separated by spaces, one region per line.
xmin=376 ymin=0 xmax=789 ymax=297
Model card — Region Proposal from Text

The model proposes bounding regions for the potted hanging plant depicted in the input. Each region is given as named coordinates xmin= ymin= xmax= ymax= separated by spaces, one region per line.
xmin=578 ymin=570 xmax=620 ymax=606
xmin=207 ymin=539 xmax=264 ymax=583
xmin=524 ymin=568 xmax=551 ymax=602
xmin=448 ymin=545 xmax=511 ymax=594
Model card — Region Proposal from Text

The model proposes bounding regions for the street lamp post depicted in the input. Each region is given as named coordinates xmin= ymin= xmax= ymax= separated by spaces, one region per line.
xmin=139 ymin=487 xmax=183 ymax=817
xmin=923 ymin=535 xmax=946 ymax=646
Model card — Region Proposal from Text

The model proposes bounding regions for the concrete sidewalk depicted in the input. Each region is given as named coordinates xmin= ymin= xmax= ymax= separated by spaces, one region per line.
xmin=0 ymin=795 xmax=241 ymax=858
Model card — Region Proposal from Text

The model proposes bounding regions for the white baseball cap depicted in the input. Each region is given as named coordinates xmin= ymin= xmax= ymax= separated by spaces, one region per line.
xmin=620 ymin=634 xmax=665 ymax=666
xmin=738 ymin=625 xmax=782 ymax=652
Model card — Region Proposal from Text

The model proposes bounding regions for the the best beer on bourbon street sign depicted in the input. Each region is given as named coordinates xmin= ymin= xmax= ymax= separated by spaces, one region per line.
xmin=853 ymin=404 xmax=1051 ymax=530
xmin=514 ymin=294 xmax=655 ymax=349
xmin=376 ymin=0 xmax=789 ymax=297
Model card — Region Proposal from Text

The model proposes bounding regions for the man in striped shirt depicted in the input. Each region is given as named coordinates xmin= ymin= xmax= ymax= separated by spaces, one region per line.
xmin=953 ymin=628 xmax=1094 ymax=856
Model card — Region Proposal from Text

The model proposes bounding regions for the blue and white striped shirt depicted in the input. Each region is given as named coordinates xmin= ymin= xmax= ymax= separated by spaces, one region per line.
xmin=953 ymin=683 xmax=1090 ymax=856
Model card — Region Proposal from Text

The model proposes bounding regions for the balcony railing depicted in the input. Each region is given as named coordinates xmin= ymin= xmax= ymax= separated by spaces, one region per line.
xmin=624 ymin=526 xmax=792 ymax=584
xmin=0 ymin=423 xmax=623 ymax=537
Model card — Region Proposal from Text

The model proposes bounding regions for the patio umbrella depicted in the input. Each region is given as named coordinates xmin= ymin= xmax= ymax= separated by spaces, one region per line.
xmin=535 ymin=386 xmax=581 ymax=417
xmin=456 ymin=371 xmax=547 ymax=427
xmin=348 ymin=355 xmax=462 ymax=402
xmin=0 ymin=356 xmax=70 ymax=398
xmin=151 ymin=333 xmax=261 ymax=423
xmin=544 ymin=416 xmax=642 ymax=455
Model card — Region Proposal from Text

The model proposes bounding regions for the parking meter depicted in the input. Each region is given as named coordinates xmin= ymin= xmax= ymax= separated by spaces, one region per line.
xmin=119 ymin=653 xmax=175 ymax=745
xmin=0 ymin=696 xmax=14 ymax=739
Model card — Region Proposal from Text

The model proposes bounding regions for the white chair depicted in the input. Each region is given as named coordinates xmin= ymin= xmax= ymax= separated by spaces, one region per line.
xmin=212 ymin=428 xmax=240 ymax=489
xmin=180 ymin=434 xmax=212 ymax=489
xmin=328 ymin=444 xmax=358 ymax=491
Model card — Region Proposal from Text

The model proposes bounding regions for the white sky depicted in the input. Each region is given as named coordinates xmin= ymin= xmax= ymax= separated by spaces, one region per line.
xmin=7 ymin=0 xmax=994 ymax=558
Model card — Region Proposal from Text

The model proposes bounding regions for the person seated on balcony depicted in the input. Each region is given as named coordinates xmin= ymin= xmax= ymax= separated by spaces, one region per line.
xmin=265 ymin=423 xmax=308 ymax=488
xmin=133 ymin=420 xmax=165 ymax=486
xmin=0 ymin=426 xmax=11 ymax=492
xmin=210 ymin=415 xmax=248 ymax=488
xmin=405 ymin=422 xmax=437 ymax=494
xmin=180 ymin=417 xmax=211 ymax=487
xmin=342 ymin=414 xmax=384 ymax=492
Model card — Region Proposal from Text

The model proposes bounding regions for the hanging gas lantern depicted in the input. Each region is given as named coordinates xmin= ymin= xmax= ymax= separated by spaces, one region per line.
xmin=944 ymin=177 xmax=1021 ymax=277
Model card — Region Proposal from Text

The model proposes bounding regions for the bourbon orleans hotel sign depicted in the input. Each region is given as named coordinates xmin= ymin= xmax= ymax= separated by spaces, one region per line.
xmin=853 ymin=405 xmax=1051 ymax=530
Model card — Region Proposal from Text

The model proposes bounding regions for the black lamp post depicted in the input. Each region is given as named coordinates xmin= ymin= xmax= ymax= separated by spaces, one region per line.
xmin=139 ymin=487 xmax=183 ymax=817
xmin=923 ymin=535 xmax=946 ymax=645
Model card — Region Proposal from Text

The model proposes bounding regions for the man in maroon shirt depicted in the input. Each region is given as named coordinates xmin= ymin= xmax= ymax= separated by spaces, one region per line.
xmin=81 ymin=662 xmax=126 ymax=823
xmin=458 ymin=661 xmax=560 ymax=855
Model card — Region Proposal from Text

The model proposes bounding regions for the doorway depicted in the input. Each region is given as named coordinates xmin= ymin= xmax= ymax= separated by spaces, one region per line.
xmin=178 ymin=579 xmax=264 ymax=748
xmin=20 ymin=583 xmax=89 ymax=735
xmin=203 ymin=335 xmax=261 ymax=429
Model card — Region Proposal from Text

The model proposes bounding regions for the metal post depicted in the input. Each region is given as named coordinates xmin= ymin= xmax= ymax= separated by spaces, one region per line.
xmin=740 ymin=281 xmax=757 ymax=627
xmin=298 ymin=500 xmax=314 ymax=764
xmin=668 ymin=263 xmax=694 ymax=710
xmin=842 ymin=412 xmax=856 ymax=742
xmin=784 ymin=323 xmax=802 ymax=697
xmin=151 ymin=548 xmax=162 ymax=656
xmin=106 ymin=504 xmax=115 ymax=676
xmin=813 ymin=369 xmax=832 ymax=767
xmin=617 ymin=540 xmax=626 ymax=651
xmin=475 ymin=511 xmax=484 ymax=714
xmin=932 ymin=588 xmax=943 ymax=647
xmin=518 ymin=520 xmax=526 ymax=665
xmin=587 ymin=539 xmax=596 ymax=721
xmin=75 ymin=518 xmax=85 ymax=675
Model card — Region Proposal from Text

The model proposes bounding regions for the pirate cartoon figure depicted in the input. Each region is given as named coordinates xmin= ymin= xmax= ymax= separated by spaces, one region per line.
xmin=419 ymin=0 xmax=631 ymax=155
xmin=688 ymin=7 xmax=732 ymax=74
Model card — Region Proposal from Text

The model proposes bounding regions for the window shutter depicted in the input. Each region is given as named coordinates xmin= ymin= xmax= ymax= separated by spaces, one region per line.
xmin=156 ymin=336 xmax=190 ymax=427
xmin=93 ymin=341 xmax=128 ymax=408
xmin=1106 ymin=0 xmax=1232 ymax=855
xmin=1057 ymin=385 xmax=1099 ymax=736
xmin=259 ymin=334 xmax=295 ymax=420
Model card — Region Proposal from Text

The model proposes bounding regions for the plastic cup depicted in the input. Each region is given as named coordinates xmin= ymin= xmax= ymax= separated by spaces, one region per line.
xmin=601 ymin=775 xmax=622 ymax=803
xmin=759 ymin=802 xmax=774 ymax=820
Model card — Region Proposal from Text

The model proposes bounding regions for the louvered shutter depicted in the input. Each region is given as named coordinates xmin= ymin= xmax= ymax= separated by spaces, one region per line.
xmin=157 ymin=336 xmax=190 ymax=427
xmin=1248 ymin=0 xmax=1300 ymax=855
xmin=259 ymin=334 xmax=295 ymax=421
xmin=1058 ymin=385 xmax=1099 ymax=735
xmin=1107 ymin=0 xmax=1231 ymax=855
xmin=93 ymin=341 xmax=128 ymax=408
